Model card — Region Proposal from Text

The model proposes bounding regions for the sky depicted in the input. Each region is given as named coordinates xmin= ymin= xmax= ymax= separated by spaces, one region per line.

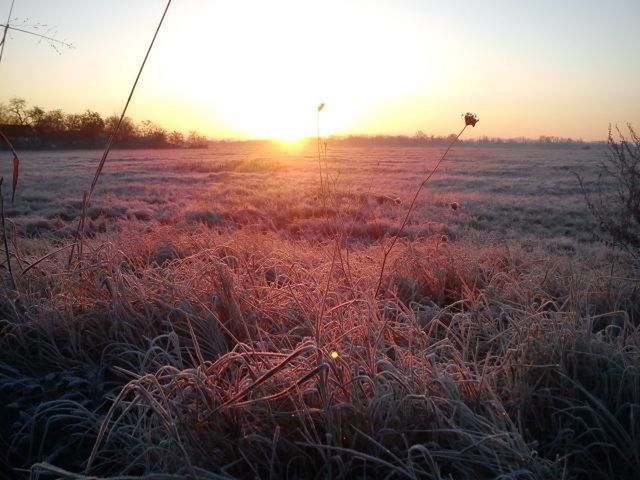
xmin=0 ymin=0 xmax=638 ymax=141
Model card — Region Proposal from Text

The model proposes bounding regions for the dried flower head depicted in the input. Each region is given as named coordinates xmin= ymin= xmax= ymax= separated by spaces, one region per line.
xmin=440 ymin=234 xmax=449 ymax=243
xmin=463 ymin=112 xmax=479 ymax=127
xmin=330 ymin=351 xmax=339 ymax=359
xmin=317 ymin=103 xmax=325 ymax=112
xmin=450 ymin=202 xmax=459 ymax=211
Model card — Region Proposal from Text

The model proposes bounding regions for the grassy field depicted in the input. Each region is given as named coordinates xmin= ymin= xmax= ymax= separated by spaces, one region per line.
xmin=1 ymin=143 xmax=638 ymax=479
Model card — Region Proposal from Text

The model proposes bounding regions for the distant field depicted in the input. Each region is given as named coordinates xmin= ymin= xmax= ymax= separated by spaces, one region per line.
xmin=1 ymin=143 xmax=638 ymax=479
xmin=0 ymin=144 xmax=607 ymax=244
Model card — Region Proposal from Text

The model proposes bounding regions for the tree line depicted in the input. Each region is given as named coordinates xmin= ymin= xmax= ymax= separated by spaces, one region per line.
xmin=327 ymin=131 xmax=592 ymax=148
xmin=0 ymin=98 xmax=208 ymax=149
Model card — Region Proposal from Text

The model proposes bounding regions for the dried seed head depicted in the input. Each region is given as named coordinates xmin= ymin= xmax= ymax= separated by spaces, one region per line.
xmin=317 ymin=103 xmax=325 ymax=112
xmin=441 ymin=235 xmax=449 ymax=243
xmin=464 ymin=112 xmax=479 ymax=127
xmin=330 ymin=351 xmax=339 ymax=359
xmin=450 ymin=202 xmax=459 ymax=211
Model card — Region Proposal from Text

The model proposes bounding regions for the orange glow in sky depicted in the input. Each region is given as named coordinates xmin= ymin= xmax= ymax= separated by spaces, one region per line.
xmin=0 ymin=0 xmax=638 ymax=141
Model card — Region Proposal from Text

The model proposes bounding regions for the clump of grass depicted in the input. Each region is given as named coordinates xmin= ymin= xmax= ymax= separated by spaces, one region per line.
xmin=503 ymin=321 xmax=640 ymax=479
xmin=183 ymin=209 xmax=225 ymax=227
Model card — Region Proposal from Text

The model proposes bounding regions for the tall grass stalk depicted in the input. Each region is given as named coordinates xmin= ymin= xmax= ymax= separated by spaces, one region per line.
xmin=0 ymin=177 xmax=15 ymax=289
xmin=0 ymin=1 xmax=22 ymax=204
xmin=0 ymin=127 xmax=19 ymax=202
xmin=69 ymin=0 xmax=172 ymax=265
xmin=0 ymin=0 xmax=15 ymax=64
xmin=317 ymin=103 xmax=325 ymax=203
xmin=374 ymin=114 xmax=477 ymax=297
xmin=1 ymin=3 xmax=76 ymax=210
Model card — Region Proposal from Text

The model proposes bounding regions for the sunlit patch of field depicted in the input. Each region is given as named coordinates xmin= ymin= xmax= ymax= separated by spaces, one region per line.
xmin=1 ymin=144 xmax=638 ymax=479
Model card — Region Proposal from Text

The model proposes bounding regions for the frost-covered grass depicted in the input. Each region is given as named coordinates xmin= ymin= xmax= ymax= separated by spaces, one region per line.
xmin=0 ymin=144 xmax=609 ymax=244
xmin=1 ymin=144 xmax=638 ymax=479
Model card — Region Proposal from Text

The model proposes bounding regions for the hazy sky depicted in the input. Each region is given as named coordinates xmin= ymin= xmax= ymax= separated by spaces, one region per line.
xmin=0 ymin=0 xmax=638 ymax=140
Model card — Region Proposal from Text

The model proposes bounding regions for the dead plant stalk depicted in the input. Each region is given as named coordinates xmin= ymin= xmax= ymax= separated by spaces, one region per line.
xmin=69 ymin=0 xmax=173 ymax=265
xmin=374 ymin=114 xmax=478 ymax=297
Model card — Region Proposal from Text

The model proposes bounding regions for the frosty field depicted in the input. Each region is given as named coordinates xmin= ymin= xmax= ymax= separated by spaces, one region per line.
xmin=0 ymin=143 xmax=638 ymax=479
xmin=0 ymin=144 xmax=607 ymax=244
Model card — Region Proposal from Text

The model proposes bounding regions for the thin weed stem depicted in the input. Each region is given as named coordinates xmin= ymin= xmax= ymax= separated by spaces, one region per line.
xmin=374 ymin=124 xmax=468 ymax=297
xmin=0 ymin=177 xmax=16 ymax=290
xmin=0 ymin=24 xmax=74 ymax=49
xmin=0 ymin=127 xmax=20 ymax=202
xmin=317 ymin=104 xmax=325 ymax=204
xmin=0 ymin=1 xmax=22 ymax=204
xmin=69 ymin=0 xmax=172 ymax=265
xmin=0 ymin=0 xmax=15 ymax=64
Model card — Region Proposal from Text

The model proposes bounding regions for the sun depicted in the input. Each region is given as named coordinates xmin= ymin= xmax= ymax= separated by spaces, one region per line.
xmin=261 ymin=117 xmax=310 ymax=142
xmin=276 ymin=129 xmax=306 ymax=143
xmin=217 ymin=98 xmax=318 ymax=142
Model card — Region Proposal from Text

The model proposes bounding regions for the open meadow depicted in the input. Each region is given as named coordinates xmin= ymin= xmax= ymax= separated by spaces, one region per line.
xmin=0 ymin=143 xmax=638 ymax=479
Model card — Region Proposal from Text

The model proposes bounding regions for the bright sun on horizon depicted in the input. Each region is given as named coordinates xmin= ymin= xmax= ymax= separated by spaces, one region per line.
xmin=0 ymin=0 xmax=638 ymax=141
xmin=154 ymin=0 xmax=425 ymax=141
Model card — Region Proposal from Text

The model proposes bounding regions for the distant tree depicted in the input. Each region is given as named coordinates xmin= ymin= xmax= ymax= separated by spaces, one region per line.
xmin=0 ymin=103 xmax=9 ymax=124
xmin=151 ymin=128 xmax=168 ymax=146
xmin=186 ymin=131 xmax=208 ymax=148
xmin=104 ymin=115 xmax=137 ymax=144
xmin=168 ymin=130 xmax=184 ymax=147
xmin=34 ymin=109 xmax=66 ymax=138
xmin=414 ymin=130 xmax=428 ymax=140
xmin=78 ymin=110 xmax=105 ymax=140
xmin=6 ymin=98 xmax=29 ymax=125
xmin=139 ymin=119 xmax=156 ymax=137
xmin=0 ymin=98 xmax=204 ymax=149
xmin=139 ymin=120 xmax=167 ymax=146
xmin=65 ymin=113 xmax=83 ymax=132
xmin=26 ymin=106 xmax=45 ymax=126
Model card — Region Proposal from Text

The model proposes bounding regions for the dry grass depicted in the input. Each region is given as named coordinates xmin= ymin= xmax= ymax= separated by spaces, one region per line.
xmin=0 ymin=144 xmax=638 ymax=479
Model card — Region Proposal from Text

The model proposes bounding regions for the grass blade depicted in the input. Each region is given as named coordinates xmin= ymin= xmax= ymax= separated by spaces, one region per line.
xmin=0 ymin=127 xmax=20 ymax=202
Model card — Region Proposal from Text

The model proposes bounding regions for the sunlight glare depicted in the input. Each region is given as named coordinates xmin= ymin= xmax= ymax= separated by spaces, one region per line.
xmin=150 ymin=0 xmax=434 ymax=139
